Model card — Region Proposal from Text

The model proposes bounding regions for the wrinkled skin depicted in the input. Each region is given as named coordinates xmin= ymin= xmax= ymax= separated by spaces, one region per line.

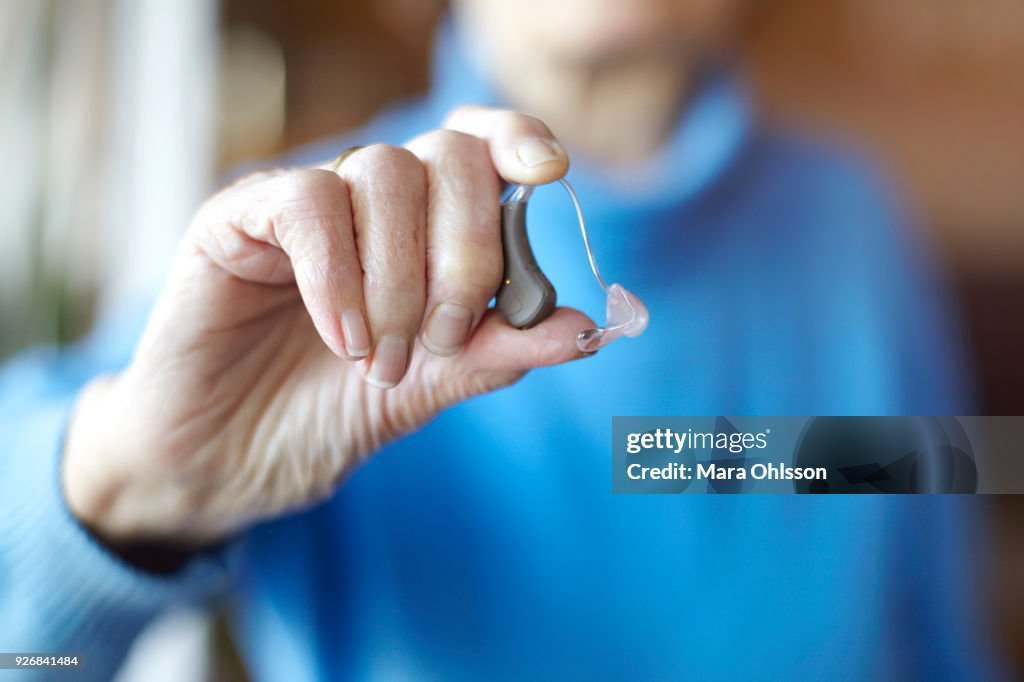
xmin=63 ymin=107 xmax=592 ymax=546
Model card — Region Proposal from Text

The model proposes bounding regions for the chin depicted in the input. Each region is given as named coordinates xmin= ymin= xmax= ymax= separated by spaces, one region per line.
xmin=541 ymin=19 xmax=676 ymax=62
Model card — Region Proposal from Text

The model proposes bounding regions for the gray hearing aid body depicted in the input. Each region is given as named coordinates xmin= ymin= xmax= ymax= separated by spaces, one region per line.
xmin=494 ymin=179 xmax=649 ymax=349
xmin=496 ymin=185 xmax=557 ymax=329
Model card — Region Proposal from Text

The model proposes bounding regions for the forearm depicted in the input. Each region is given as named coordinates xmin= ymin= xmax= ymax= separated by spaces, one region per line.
xmin=1 ymin=348 xmax=237 ymax=680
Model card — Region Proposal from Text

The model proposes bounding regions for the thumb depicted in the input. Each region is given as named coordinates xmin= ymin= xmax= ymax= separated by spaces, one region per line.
xmin=458 ymin=307 xmax=596 ymax=375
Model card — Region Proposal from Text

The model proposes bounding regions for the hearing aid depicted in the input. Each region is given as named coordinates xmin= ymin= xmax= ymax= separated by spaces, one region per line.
xmin=495 ymin=185 xmax=556 ymax=329
xmin=495 ymin=179 xmax=649 ymax=352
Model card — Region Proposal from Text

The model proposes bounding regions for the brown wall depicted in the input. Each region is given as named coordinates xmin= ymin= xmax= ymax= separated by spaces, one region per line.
xmin=744 ymin=0 xmax=1024 ymax=415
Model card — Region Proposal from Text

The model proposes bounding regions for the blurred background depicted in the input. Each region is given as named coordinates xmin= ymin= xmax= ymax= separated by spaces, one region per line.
xmin=1 ymin=1 xmax=1021 ymax=679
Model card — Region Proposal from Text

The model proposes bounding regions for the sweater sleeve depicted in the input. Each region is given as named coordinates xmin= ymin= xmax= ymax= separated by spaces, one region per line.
xmin=0 ymin=324 xmax=239 ymax=682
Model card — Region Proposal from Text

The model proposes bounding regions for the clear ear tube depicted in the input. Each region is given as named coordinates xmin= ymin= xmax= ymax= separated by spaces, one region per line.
xmin=496 ymin=179 xmax=649 ymax=352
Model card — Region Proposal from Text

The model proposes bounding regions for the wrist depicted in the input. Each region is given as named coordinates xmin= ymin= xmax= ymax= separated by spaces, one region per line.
xmin=61 ymin=374 xmax=226 ymax=549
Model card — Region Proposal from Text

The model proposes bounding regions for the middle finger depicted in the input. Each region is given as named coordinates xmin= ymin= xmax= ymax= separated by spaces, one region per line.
xmin=337 ymin=144 xmax=428 ymax=388
xmin=405 ymin=129 xmax=503 ymax=357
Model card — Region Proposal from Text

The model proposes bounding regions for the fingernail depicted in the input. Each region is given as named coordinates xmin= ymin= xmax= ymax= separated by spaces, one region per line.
xmin=517 ymin=138 xmax=563 ymax=168
xmin=341 ymin=309 xmax=370 ymax=357
xmin=367 ymin=336 xmax=409 ymax=389
xmin=422 ymin=302 xmax=473 ymax=356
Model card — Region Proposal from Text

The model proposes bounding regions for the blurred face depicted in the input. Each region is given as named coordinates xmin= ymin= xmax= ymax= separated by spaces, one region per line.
xmin=454 ymin=0 xmax=743 ymax=64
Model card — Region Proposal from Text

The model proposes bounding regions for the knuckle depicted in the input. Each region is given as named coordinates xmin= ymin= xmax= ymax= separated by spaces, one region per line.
xmin=349 ymin=144 xmax=425 ymax=182
xmin=420 ymin=129 xmax=487 ymax=158
xmin=283 ymin=167 xmax=345 ymax=200
xmin=273 ymin=170 xmax=349 ymax=227
xmin=345 ymin=145 xmax=427 ymax=208
xmin=268 ymin=170 xmax=351 ymax=255
xmin=415 ymin=130 xmax=492 ymax=181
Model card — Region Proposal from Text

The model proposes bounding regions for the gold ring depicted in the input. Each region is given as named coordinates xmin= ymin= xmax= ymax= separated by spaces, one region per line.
xmin=327 ymin=145 xmax=365 ymax=173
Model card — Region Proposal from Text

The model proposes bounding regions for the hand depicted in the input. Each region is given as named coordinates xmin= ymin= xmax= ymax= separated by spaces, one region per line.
xmin=63 ymin=107 xmax=593 ymax=547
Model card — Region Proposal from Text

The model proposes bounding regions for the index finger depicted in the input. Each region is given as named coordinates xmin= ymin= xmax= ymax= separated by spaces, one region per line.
xmin=442 ymin=106 xmax=570 ymax=185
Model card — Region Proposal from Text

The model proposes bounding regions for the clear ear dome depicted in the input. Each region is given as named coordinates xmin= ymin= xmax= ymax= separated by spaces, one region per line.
xmin=577 ymin=283 xmax=649 ymax=353
xmin=555 ymin=178 xmax=649 ymax=352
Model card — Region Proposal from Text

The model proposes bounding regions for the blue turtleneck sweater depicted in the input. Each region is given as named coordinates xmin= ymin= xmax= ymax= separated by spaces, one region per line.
xmin=0 ymin=21 xmax=1007 ymax=682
